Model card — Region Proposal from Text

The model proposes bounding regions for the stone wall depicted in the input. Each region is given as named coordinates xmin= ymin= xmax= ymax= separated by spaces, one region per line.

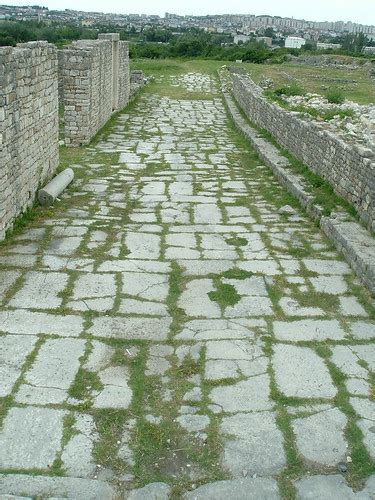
xmin=61 ymin=35 xmax=130 ymax=147
xmin=118 ymin=41 xmax=130 ymax=108
xmin=129 ymin=70 xmax=148 ymax=100
xmin=0 ymin=41 xmax=59 ymax=240
xmin=231 ymin=72 xmax=375 ymax=230
xmin=61 ymin=39 xmax=112 ymax=147
xmin=57 ymin=49 xmax=64 ymax=103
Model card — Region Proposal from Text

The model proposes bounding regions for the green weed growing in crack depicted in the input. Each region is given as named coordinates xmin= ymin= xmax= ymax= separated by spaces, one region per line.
xmin=0 ymin=337 xmax=45 ymax=426
xmin=208 ymin=281 xmax=240 ymax=311
xmin=263 ymin=336 xmax=304 ymax=499
xmin=221 ymin=268 xmax=253 ymax=280
xmin=167 ymin=261 xmax=187 ymax=336
xmin=225 ymin=236 xmax=248 ymax=247
xmin=323 ymin=358 xmax=375 ymax=488
xmin=92 ymin=409 xmax=129 ymax=475
xmin=68 ymin=367 xmax=103 ymax=402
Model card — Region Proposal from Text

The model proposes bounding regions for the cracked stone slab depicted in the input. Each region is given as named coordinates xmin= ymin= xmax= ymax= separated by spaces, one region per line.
xmin=330 ymin=345 xmax=372 ymax=378
xmin=98 ymin=260 xmax=170 ymax=273
xmin=68 ymin=273 xmax=117 ymax=312
xmin=220 ymin=412 xmax=285 ymax=476
xmin=294 ymin=475 xmax=371 ymax=499
xmin=0 ymin=335 xmax=37 ymax=397
xmin=0 ymin=407 xmax=65 ymax=469
xmin=176 ymin=319 xmax=265 ymax=340
xmin=309 ymin=276 xmax=348 ymax=295
xmin=16 ymin=338 xmax=85 ymax=404
xmin=0 ymin=270 xmax=21 ymax=300
xmin=61 ymin=414 xmax=98 ymax=478
xmin=205 ymin=339 xmax=268 ymax=380
xmin=350 ymin=322 xmax=375 ymax=340
xmin=176 ymin=414 xmax=210 ymax=432
xmin=273 ymin=344 xmax=336 ymax=398
xmin=357 ymin=419 xmax=375 ymax=459
xmin=178 ymin=279 xmax=221 ymax=318
xmin=128 ymin=482 xmax=171 ymax=500
xmin=0 ymin=474 xmax=115 ymax=499
xmin=0 ymin=310 xmax=84 ymax=336
xmin=225 ymin=296 xmax=273 ymax=318
xmin=210 ymin=374 xmax=272 ymax=412
xmin=273 ymin=319 xmax=346 ymax=341
xmin=45 ymin=236 xmax=83 ymax=256
xmin=184 ymin=478 xmax=280 ymax=499
xmin=125 ymin=232 xmax=161 ymax=259
xmin=94 ymin=366 xmax=132 ymax=409
xmin=292 ymin=408 xmax=347 ymax=466
xmin=122 ymin=272 xmax=169 ymax=301
xmin=119 ymin=298 xmax=168 ymax=316
xmin=8 ymin=271 xmax=68 ymax=310
xmin=303 ymin=259 xmax=351 ymax=275
xmin=88 ymin=316 xmax=171 ymax=340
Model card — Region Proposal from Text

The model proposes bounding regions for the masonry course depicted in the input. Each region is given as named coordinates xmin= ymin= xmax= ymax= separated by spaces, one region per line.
xmin=230 ymin=70 xmax=375 ymax=231
xmin=0 ymin=41 xmax=59 ymax=239
xmin=1 ymin=34 xmax=133 ymax=241
xmin=221 ymin=72 xmax=375 ymax=297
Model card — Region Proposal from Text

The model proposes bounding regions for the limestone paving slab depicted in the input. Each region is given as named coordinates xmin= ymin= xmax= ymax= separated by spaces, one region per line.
xmin=0 ymin=475 xmax=115 ymax=499
xmin=8 ymin=271 xmax=68 ymax=310
xmin=184 ymin=478 xmax=280 ymax=499
xmin=88 ymin=316 xmax=171 ymax=340
xmin=220 ymin=412 xmax=286 ymax=476
xmin=0 ymin=310 xmax=84 ymax=336
xmin=273 ymin=344 xmax=336 ymax=398
xmin=15 ymin=338 xmax=85 ymax=404
xmin=292 ymin=408 xmax=347 ymax=466
xmin=0 ymin=407 xmax=65 ymax=469
xmin=0 ymin=335 xmax=37 ymax=397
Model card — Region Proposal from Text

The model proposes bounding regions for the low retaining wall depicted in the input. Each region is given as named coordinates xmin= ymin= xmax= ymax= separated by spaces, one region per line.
xmin=61 ymin=34 xmax=130 ymax=147
xmin=0 ymin=41 xmax=59 ymax=240
xmin=222 ymin=79 xmax=375 ymax=297
xmin=230 ymin=71 xmax=375 ymax=231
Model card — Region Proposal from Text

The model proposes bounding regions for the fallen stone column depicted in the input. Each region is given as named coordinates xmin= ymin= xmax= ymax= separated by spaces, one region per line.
xmin=38 ymin=168 xmax=74 ymax=206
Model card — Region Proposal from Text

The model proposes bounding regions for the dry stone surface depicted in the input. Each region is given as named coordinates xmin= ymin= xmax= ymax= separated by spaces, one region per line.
xmin=0 ymin=68 xmax=373 ymax=498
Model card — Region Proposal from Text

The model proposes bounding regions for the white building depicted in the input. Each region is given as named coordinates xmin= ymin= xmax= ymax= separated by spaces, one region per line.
xmin=317 ymin=42 xmax=342 ymax=50
xmin=234 ymin=34 xmax=250 ymax=44
xmin=285 ymin=36 xmax=306 ymax=49
xmin=363 ymin=46 xmax=375 ymax=54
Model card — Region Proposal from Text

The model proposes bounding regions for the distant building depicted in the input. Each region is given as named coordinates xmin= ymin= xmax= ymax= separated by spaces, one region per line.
xmin=317 ymin=42 xmax=342 ymax=50
xmin=234 ymin=34 xmax=250 ymax=44
xmin=363 ymin=46 xmax=375 ymax=54
xmin=285 ymin=36 xmax=306 ymax=48
xmin=256 ymin=36 xmax=273 ymax=47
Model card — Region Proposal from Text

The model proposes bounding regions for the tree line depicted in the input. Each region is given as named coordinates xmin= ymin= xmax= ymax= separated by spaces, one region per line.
xmin=0 ymin=20 xmax=373 ymax=62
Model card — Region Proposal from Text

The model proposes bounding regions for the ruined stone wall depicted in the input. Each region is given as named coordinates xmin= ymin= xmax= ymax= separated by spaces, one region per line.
xmin=62 ymin=40 xmax=112 ymax=147
xmin=61 ymin=36 xmax=130 ymax=146
xmin=130 ymin=70 xmax=147 ymax=99
xmin=0 ymin=41 xmax=59 ymax=240
xmin=231 ymin=72 xmax=375 ymax=230
xmin=57 ymin=49 xmax=64 ymax=103
xmin=118 ymin=41 xmax=130 ymax=109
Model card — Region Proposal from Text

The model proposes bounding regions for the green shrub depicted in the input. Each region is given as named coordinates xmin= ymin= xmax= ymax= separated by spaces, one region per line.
xmin=273 ymin=84 xmax=306 ymax=96
xmin=325 ymin=88 xmax=345 ymax=104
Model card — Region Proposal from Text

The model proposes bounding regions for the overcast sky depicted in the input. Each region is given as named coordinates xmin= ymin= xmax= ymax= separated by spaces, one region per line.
xmin=5 ymin=0 xmax=375 ymax=25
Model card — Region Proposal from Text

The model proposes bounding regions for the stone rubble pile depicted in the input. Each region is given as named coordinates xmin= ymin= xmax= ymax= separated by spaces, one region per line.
xmin=282 ymin=93 xmax=375 ymax=150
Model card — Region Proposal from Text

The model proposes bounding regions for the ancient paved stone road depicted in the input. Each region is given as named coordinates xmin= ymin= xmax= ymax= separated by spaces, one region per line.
xmin=0 ymin=70 xmax=374 ymax=499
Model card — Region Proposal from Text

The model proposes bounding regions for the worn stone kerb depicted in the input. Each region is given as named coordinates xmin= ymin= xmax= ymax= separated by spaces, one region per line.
xmin=230 ymin=71 xmax=375 ymax=231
